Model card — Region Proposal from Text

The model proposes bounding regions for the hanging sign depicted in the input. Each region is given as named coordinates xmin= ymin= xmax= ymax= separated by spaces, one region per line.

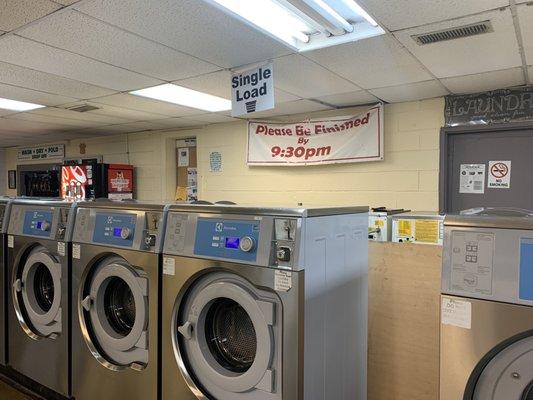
xmin=247 ymin=104 xmax=383 ymax=166
xmin=17 ymin=144 xmax=64 ymax=161
xmin=445 ymin=86 xmax=533 ymax=126
xmin=459 ymin=164 xmax=485 ymax=194
xmin=488 ymin=160 xmax=511 ymax=189
xmin=231 ymin=62 xmax=274 ymax=117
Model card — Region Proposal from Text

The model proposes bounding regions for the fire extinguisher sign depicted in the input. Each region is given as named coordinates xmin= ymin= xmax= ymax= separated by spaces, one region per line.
xmin=231 ymin=62 xmax=274 ymax=117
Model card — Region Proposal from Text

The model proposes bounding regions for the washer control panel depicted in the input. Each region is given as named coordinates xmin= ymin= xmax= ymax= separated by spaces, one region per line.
xmin=92 ymin=213 xmax=137 ymax=247
xmin=8 ymin=204 xmax=72 ymax=241
xmin=23 ymin=210 xmax=53 ymax=237
xmin=193 ymin=218 xmax=260 ymax=262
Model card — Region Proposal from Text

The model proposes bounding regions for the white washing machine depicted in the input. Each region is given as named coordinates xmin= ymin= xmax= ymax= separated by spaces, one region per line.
xmin=0 ymin=197 xmax=12 ymax=367
xmin=441 ymin=211 xmax=533 ymax=399
xmin=6 ymin=199 xmax=75 ymax=397
xmin=161 ymin=204 xmax=368 ymax=400
xmin=71 ymin=202 xmax=164 ymax=400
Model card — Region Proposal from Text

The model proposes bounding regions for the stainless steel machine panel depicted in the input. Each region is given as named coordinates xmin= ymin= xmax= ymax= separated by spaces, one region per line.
xmin=0 ymin=199 xmax=11 ymax=367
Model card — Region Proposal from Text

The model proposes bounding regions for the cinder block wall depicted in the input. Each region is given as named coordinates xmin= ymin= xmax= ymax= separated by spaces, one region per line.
xmin=1 ymin=98 xmax=444 ymax=211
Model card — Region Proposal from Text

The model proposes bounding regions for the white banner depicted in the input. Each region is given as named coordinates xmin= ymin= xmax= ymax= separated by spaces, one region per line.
xmin=17 ymin=144 xmax=65 ymax=161
xmin=247 ymin=104 xmax=383 ymax=166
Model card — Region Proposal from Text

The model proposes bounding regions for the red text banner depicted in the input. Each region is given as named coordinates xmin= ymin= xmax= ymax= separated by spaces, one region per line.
xmin=247 ymin=105 xmax=383 ymax=166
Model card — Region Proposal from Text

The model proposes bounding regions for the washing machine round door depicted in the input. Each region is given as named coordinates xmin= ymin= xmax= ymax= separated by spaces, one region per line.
xmin=469 ymin=334 xmax=533 ymax=399
xmin=13 ymin=245 xmax=62 ymax=338
xmin=81 ymin=257 xmax=149 ymax=369
xmin=175 ymin=272 xmax=281 ymax=400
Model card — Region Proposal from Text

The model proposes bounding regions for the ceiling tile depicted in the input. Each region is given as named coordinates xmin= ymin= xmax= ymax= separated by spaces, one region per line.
xmin=74 ymin=0 xmax=293 ymax=68
xmin=143 ymin=118 xmax=206 ymax=129
xmin=0 ymin=36 xmax=162 ymax=91
xmin=5 ymin=111 xmax=108 ymax=128
xmin=53 ymin=0 xmax=80 ymax=5
xmin=0 ymin=0 xmax=61 ymax=31
xmin=89 ymin=93 xmax=206 ymax=117
xmin=369 ymin=80 xmax=448 ymax=103
xmin=442 ymin=68 xmax=525 ymax=94
xmin=31 ymin=106 xmax=134 ymax=124
xmin=273 ymin=55 xmax=360 ymax=98
xmin=0 ymin=117 xmax=72 ymax=133
xmin=518 ymin=4 xmax=533 ymax=66
xmin=356 ymin=0 xmax=508 ymax=31
xmin=183 ymin=113 xmax=238 ymax=124
xmin=18 ymin=10 xmax=220 ymax=81
xmin=0 ymin=61 xmax=115 ymax=98
xmin=395 ymin=9 xmax=521 ymax=78
xmin=0 ymin=109 xmax=17 ymax=117
xmin=174 ymin=70 xmax=300 ymax=103
xmin=245 ymin=99 xmax=332 ymax=119
xmin=305 ymin=35 xmax=433 ymax=89
xmin=84 ymin=121 xmax=174 ymax=133
xmin=315 ymin=91 xmax=380 ymax=107
xmin=0 ymin=82 xmax=75 ymax=105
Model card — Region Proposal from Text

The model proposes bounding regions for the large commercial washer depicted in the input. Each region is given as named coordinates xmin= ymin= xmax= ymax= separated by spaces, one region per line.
xmin=441 ymin=211 xmax=533 ymax=399
xmin=0 ymin=197 xmax=12 ymax=367
xmin=6 ymin=199 xmax=75 ymax=396
xmin=161 ymin=205 xmax=368 ymax=400
xmin=71 ymin=202 xmax=164 ymax=400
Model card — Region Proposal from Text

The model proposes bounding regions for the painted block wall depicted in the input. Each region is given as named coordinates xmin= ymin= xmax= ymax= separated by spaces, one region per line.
xmin=0 ymin=98 xmax=444 ymax=211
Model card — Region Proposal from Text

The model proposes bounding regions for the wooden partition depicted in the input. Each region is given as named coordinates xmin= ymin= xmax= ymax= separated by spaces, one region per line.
xmin=368 ymin=242 xmax=442 ymax=400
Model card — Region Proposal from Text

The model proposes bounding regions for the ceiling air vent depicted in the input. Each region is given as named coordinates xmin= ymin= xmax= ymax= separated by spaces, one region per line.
xmin=67 ymin=104 xmax=100 ymax=113
xmin=412 ymin=21 xmax=493 ymax=45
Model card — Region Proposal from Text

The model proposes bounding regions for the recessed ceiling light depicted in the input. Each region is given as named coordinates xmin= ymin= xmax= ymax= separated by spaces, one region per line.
xmin=130 ymin=84 xmax=232 ymax=112
xmin=0 ymin=97 xmax=45 ymax=111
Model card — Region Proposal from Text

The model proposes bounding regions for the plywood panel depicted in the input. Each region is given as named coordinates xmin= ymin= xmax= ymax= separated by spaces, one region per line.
xmin=368 ymin=241 xmax=441 ymax=400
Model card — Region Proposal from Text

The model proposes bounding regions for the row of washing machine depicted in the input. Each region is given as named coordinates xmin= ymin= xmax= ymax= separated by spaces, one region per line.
xmin=0 ymin=198 xmax=369 ymax=400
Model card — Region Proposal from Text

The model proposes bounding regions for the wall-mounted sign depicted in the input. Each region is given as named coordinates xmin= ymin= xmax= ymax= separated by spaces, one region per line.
xmin=209 ymin=151 xmax=222 ymax=172
xmin=17 ymin=144 xmax=65 ymax=161
xmin=247 ymin=104 xmax=384 ymax=166
xmin=459 ymin=164 xmax=485 ymax=194
xmin=231 ymin=62 xmax=274 ymax=117
xmin=488 ymin=160 xmax=511 ymax=189
xmin=445 ymin=86 xmax=533 ymax=126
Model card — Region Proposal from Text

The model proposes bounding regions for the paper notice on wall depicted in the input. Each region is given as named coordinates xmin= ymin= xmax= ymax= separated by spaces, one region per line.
xmin=488 ymin=160 xmax=511 ymax=189
xmin=178 ymin=147 xmax=189 ymax=167
xmin=441 ymin=297 xmax=471 ymax=329
xmin=175 ymin=186 xmax=187 ymax=201
xmin=187 ymin=168 xmax=197 ymax=186
xmin=415 ymin=220 xmax=440 ymax=244
xmin=459 ymin=164 xmax=485 ymax=194
xmin=209 ymin=151 xmax=222 ymax=172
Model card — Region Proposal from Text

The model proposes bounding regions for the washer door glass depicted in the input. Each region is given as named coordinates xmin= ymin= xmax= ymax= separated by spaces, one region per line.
xmin=13 ymin=245 xmax=62 ymax=338
xmin=176 ymin=272 xmax=281 ymax=400
xmin=471 ymin=335 xmax=533 ymax=399
xmin=81 ymin=257 xmax=149 ymax=369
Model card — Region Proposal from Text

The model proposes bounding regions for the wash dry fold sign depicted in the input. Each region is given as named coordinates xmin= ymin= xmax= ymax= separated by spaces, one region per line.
xmin=231 ymin=62 xmax=274 ymax=116
xmin=247 ymin=104 xmax=384 ymax=166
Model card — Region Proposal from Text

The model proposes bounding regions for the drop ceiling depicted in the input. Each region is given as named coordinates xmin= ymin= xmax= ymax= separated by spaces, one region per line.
xmin=0 ymin=0 xmax=531 ymax=147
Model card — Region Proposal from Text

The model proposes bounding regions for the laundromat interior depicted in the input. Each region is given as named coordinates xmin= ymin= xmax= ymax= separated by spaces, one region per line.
xmin=0 ymin=1 xmax=533 ymax=399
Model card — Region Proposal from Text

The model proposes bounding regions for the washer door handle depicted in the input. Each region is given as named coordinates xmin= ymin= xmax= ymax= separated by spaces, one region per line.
xmin=178 ymin=321 xmax=193 ymax=340
xmin=13 ymin=279 xmax=23 ymax=292
xmin=81 ymin=295 xmax=92 ymax=311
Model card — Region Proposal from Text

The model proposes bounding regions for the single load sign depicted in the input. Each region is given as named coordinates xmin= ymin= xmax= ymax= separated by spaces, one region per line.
xmin=231 ymin=62 xmax=274 ymax=117
xmin=488 ymin=161 xmax=511 ymax=189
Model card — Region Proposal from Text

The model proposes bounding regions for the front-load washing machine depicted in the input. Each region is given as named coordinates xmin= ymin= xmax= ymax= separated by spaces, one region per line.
xmin=0 ymin=197 xmax=12 ymax=367
xmin=441 ymin=211 xmax=533 ymax=399
xmin=71 ymin=202 xmax=164 ymax=400
xmin=161 ymin=204 xmax=368 ymax=400
xmin=6 ymin=199 xmax=75 ymax=396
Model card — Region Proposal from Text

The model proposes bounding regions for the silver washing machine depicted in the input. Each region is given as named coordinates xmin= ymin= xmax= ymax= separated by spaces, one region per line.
xmin=6 ymin=199 xmax=75 ymax=396
xmin=0 ymin=197 xmax=12 ymax=367
xmin=71 ymin=202 xmax=164 ymax=400
xmin=161 ymin=205 xmax=368 ymax=400
xmin=441 ymin=211 xmax=533 ymax=399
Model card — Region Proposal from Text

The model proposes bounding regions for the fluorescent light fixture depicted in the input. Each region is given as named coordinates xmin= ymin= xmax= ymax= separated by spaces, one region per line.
xmin=211 ymin=0 xmax=312 ymax=45
xmin=130 ymin=84 xmax=231 ymax=112
xmin=305 ymin=0 xmax=353 ymax=33
xmin=339 ymin=0 xmax=378 ymax=26
xmin=0 ymin=97 xmax=45 ymax=111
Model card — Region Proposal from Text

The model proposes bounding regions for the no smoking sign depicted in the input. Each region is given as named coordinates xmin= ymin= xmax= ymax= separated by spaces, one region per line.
xmin=488 ymin=160 xmax=511 ymax=189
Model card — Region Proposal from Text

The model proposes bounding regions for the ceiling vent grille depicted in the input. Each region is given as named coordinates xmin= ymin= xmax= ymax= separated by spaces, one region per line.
xmin=67 ymin=104 xmax=100 ymax=113
xmin=412 ymin=21 xmax=493 ymax=45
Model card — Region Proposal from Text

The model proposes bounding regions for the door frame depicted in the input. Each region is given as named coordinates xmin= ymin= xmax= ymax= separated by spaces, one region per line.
xmin=439 ymin=121 xmax=533 ymax=213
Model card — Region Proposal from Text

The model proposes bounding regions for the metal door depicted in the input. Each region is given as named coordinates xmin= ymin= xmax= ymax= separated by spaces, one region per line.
xmin=441 ymin=127 xmax=533 ymax=213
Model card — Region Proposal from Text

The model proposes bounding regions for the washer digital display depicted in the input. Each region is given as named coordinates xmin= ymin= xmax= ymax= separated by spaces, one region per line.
xmin=225 ymin=237 xmax=240 ymax=249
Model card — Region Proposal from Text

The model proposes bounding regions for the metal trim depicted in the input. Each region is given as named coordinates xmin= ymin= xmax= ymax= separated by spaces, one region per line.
xmin=167 ymin=204 xmax=368 ymax=217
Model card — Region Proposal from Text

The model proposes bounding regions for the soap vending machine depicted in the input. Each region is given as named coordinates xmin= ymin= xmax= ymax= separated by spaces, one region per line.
xmin=391 ymin=212 xmax=445 ymax=245
xmin=368 ymin=208 xmax=409 ymax=241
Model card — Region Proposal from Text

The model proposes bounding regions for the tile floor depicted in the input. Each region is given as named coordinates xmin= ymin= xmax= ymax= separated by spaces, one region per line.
xmin=0 ymin=377 xmax=35 ymax=400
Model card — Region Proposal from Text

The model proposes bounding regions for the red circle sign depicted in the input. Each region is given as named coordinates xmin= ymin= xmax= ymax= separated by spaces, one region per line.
xmin=490 ymin=162 xmax=509 ymax=178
